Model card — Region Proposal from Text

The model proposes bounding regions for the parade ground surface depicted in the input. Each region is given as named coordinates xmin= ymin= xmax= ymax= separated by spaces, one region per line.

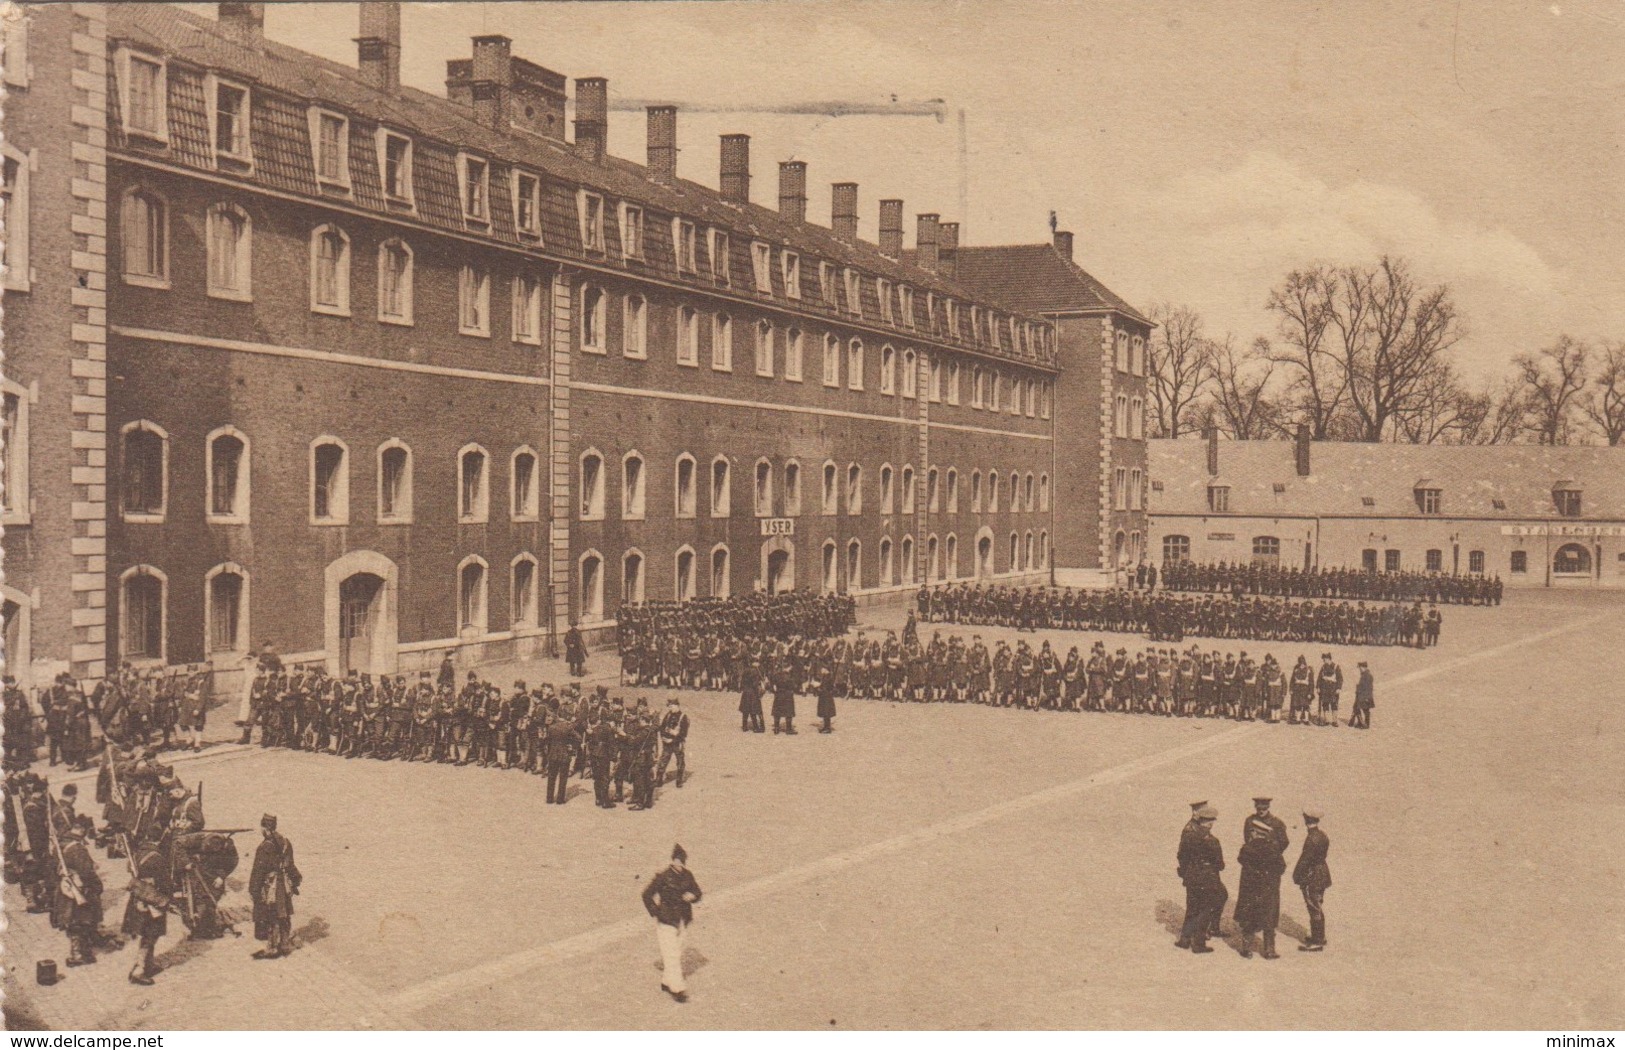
xmin=5 ymin=589 xmax=1623 ymax=1031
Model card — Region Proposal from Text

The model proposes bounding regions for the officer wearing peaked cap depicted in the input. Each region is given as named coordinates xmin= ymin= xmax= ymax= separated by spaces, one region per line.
xmin=1234 ymin=797 xmax=1289 ymax=959
xmin=1294 ymin=808 xmax=1332 ymax=951
xmin=1176 ymin=804 xmax=1225 ymax=954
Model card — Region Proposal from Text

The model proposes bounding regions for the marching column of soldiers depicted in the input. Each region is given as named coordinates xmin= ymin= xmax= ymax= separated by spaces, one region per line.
xmin=913 ymin=583 xmax=1444 ymax=648
xmin=3 ymin=743 xmax=297 ymax=982
xmin=242 ymin=667 xmax=693 ymax=811
xmin=1159 ymin=559 xmax=1503 ymax=606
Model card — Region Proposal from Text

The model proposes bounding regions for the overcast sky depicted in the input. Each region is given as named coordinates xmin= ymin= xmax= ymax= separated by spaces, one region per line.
xmin=226 ymin=1 xmax=1622 ymax=380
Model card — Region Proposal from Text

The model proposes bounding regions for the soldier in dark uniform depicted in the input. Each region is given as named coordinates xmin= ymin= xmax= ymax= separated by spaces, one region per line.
xmin=656 ymin=698 xmax=690 ymax=786
xmin=1351 ymin=661 xmax=1375 ymax=729
xmin=565 ymin=623 xmax=588 ymax=678
xmin=770 ymin=660 xmax=798 ymax=735
xmin=1234 ymin=797 xmax=1289 ymax=959
xmin=629 ymin=716 xmax=658 ymax=810
xmin=588 ymin=712 xmax=619 ymax=808
xmin=56 ymin=816 xmax=104 ymax=967
xmin=543 ymin=710 xmax=576 ymax=805
xmin=642 ymin=843 xmax=703 ymax=1002
xmin=1316 ymin=653 xmax=1344 ymax=727
xmin=250 ymin=813 xmax=302 ymax=959
xmin=1175 ymin=804 xmax=1225 ymax=954
xmin=123 ymin=837 xmax=170 ymax=984
xmin=1293 ymin=808 xmax=1332 ymax=951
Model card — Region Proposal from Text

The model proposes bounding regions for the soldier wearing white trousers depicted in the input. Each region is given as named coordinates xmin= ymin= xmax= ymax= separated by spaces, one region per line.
xmin=641 ymin=844 xmax=703 ymax=1002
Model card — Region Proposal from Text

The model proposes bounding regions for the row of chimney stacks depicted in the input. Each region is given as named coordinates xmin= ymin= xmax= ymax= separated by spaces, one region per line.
xmin=1205 ymin=424 xmax=1315 ymax=478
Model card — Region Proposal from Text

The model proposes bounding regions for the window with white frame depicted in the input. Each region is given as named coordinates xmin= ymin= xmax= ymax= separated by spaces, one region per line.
xmin=378 ymin=441 xmax=412 ymax=523
xmin=711 ymin=545 xmax=731 ymax=598
xmin=754 ymin=320 xmax=774 ymax=377
xmin=511 ymin=447 xmax=539 ymax=521
xmin=947 ymin=363 xmax=961 ymax=405
xmin=310 ymin=438 xmax=349 ymax=524
xmin=710 ymin=456 xmax=731 ymax=516
xmin=458 ymin=556 xmax=489 ymax=634
xmin=899 ymin=285 xmax=915 ymax=328
xmin=1115 ymin=467 xmax=1128 ymax=511
xmin=708 ymin=228 xmax=731 ymax=285
xmin=880 ymin=346 xmax=897 ymax=395
xmin=673 ymin=219 xmax=698 ymax=273
xmin=621 ymin=294 xmax=647 ymax=358
xmin=785 ymin=328 xmax=804 ymax=381
xmin=1041 ymin=381 xmax=1052 ymax=419
xmin=1131 ymin=468 xmax=1144 ymax=511
xmin=846 ymin=464 xmax=863 ymax=515
xmin=1132 ymin=335 xmax=1146 ymax=376
xmin=1010 ymin=532 xmax=1021 ymax=571
xmin=581 ymin=284 xmax=606 ymax=353
xmin=120 ymin=567 xmax=166 ymax=662
xmin=579 ymin=450 xmax=605 ymax=520
xmin=674 ymin=454 xmax=697 ymax=518
xmin=674 ymin=547 xmax=697 ymax=603
xmin=206 ymin=427 xmax=249 ymax=522
xmin=2 ymin=145 xmax=29 ymax=293
xmin=970 ymin=470 xmax=982 ymax=513
xmin=988 ymin=471 xmax=1000 ymax=513
xmin=946 ymin=533 xmax=959 ymax=578
xmin=622 ymin=451 xmax=646 ymax=519
xmin=782 ymin=251 xmax=801 ymax=299
xmin=120 ymin=422 xmax=167 ymax=522
xmin=822 ymin=462 xmax=838 ymax=515
xmin=927 ymin=467 xmax=940 ymax=512
xmin=847 ymin=539 xmax=862 ymax=591
xmin=930 ymin=356 xmax=943 ymax=402
xmin=1131 ymin=396 xmax=1143 ymax=437
xmin=784 ymin=461 xmax=802 ymax=514
xmin=1010 ymin=378 xmax=1023 ymax=416
xmin=208 ymin=77 xmax=251 ymax=165
xmin=902 ymin=464 xmax=916 ymax=514
xmin=309 ymin=108 xmax=349 ymax=188
xmin=946 ymin=468 xmax=959 ymax=513
xmin=901 ymin=535 xmax=916 ymax=583
xmin=847 ymin=339 xmax=865 ymax=390
xmin=512 ymin=274 xmax=543 ymax=345
xmin=926 ymin=293 xmax=939 ymax=334
xmin=309 ymin=224 xmax=351 ymax=315
xmin=676 ymin=305 xmax=699 ymax=366
xmin=843 ymin=268 xmax=862 ymax=317
xmin=377 ymin=239 xmax=413 ymax=325
xmin=1027 ymin=379 xmax=1038 ymax=417
xmin=511 ymin=556 xmax=539 ymax=628
xmin=459 ymin=445 xmax=489 ymax=523
xmin=946 ymin=300 xmax=960 ymax=339
xmin=1115 ymin=395 xmax=1129 ymax=438
xmin=579 ymin=192 xmax=606 ymax=252
xmin=750 ymin=241 xmax=772 ymax=293
xmin=379 ymin=130 xmax=414 ymax=206
xmin=2 ymin=16 xmax=25 ymax=89
xmin=207 ymin=565 xmax=246 ymax=653
xmin=819 ymin=261 xmax=837 ymax=304
xmin=823 ymin=335 xmax=840 ymax=387
xmin=1115 ymin=331 xmax=1129 ymax=372
xmin=927 ymin=535 xmax=940 ymax=581
xmin=990 ymin=373 xmax=1002 ymax=412
xmin=1024 ymin=473 xmax=1035 ymax=512
xmin=459 ymin=154 xmax=490 ymax=224
xmin=458 ymin=265 xmax=490 ymax=336
xmin=970 ymin=306 xmax=982 ymax=344
xmin=1 ymin=384 xmax=28 ymax=523
xmin=512 ymin=169 xmax=541 ymax=239
xmin=878 ymin=279 xmax=894 ymax=323
xmin=880 ymin=537 xmax=894 ymax=585
xmin=821 ymin=541 xmax=838 ymax=593
xmin=879 ymin=464 xmax=895 ymax=514
xmin=618 ymin=203 xmax=644 ymax=259
xmin=579 ymin=551 xmax=604 ymax=622
xmin=206 ymin=203 xmax=252 ymax=301
xmin=119 ymin=50 xmax=168 ymax=142
xmin=972 ymin=367 xmax=984 ymax=408
xmin=1039 ymin=473 xmax=1050 ymax=512
xmin=121 ymin=186 xmax=168 ymax=287
xmin=901 ymin=348 xmax=917 ymax=399
xmin=712 ymin=312 xmax=734 ymax=371
xmin=754 ymin=459 xmax=773 ymax=517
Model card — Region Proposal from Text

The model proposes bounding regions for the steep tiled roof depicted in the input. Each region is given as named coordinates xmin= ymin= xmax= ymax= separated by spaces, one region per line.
xmin=106 ymin=5 xmax=1058 ymax=369
xmin=1149 ymin=438 xmax=1625 ymax=520
xmin=921 ymin=243 xmax=1148 ymax=323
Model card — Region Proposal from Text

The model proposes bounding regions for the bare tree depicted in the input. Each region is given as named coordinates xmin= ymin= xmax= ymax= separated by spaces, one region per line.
xmin=1208 ymin=336 xmax=1280 ymax=440
xmin=1265 ymin=266 xmax=1347 ymax=438
xmin=1396 ymin=362 xmax=1477 ymax=444
xmin=1145 ymin=302 xmax=1216 ymax=438
xmin=1451 ymin=376 xmax=1528 ymax=446
xmin=1516 ymin=335 xmax=1589 ymax=445
xmin=1582 ymin=340 xmax=1625 ymax=445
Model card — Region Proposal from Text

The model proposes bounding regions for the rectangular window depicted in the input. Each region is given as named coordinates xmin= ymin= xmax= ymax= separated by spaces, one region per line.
xmin=206 ymin=206 xmax=251 ymax=301
xmin=378 ymin=241 xmax=413 ymax=325
xmin=209 ymin=573 xmax=242 ymax=652
xmin=211 ymin=80 xmax=251 ymax=163
xmin=459 ymin=154 xmax=490 ymax=223
xmin=512 ymin=170 xmax=541 ymax=238
xmin=122 ymin=51 xmax=168 ymax=141
xmin=3 ymin=17 xmax=28 ymax=89
xmin=512 ymin=274 xmax=543 ymax=345
xmin=1469 ymin=550 xmax=1485 ymax=574
xmin=580 ymin=192 xmax=606 ymax=252
xmin=877 ymin=279 xmax=894 ymax=323
xmin=751 ymin=241 xmax=772 ymax=293
xmin=1510 ymin=550 xmax=1527 ymax=574
xmin=1 ymin=148 xmax=26 ymax=292
xmin=1425 ymin=549 xmax=1443 ymax=572
xmin=459 ymin=265 xmax=490 ymax=336
xmin=581 ymin=285 xmax=606 ymax=353
xmin=782 ymin=251 xmax=801 ymax=299
xmin=754 ymin=321 xmax=774 ymax=377
xmin=1416 ymin=488 xmax=1442 ymax=514
xmin=1385 ymin=549 xmax=1402 ymax=571
xmin=676 ymin=306 xmax=699 ymax=366
xmin=784 ymin=329 xmax=804 ymax=382
xmin=1 ymin=391 xmax=26 ymax=520
xmin=843 ymin=268 xmax=862 ymax=317
xmin=309 ymin=108 xmax=349 ymax=188
xmin=379 ymin=131 xmax=414 ymax=204
xmin=622 ymin=295 xmax=646 ymax=358
xmin=1555 ymin=490 xmax=1582 ymax=517
xmin=121 ymin=188 xmax=167 ymax=287
xmin=311 ymin=227 xmax=349 ymax=314
xmin=674 ymin=220 xmax=698 ymax=273
xmin=1207 ymin=486 xmax=1229 ymax=513
xmin=708 ymin=229 xmax=731 ymax=285
xmin=899 ymin=286 xmax=915 ymax=328
xmin=711 ymin=313 xmax=733 ymax=371
xmin=619 ymin=203 xmax=644 ymax=259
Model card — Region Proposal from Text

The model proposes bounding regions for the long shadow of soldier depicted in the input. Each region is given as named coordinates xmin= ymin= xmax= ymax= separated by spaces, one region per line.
xmin=1154 ymin=898 xmax=1244 ymax=954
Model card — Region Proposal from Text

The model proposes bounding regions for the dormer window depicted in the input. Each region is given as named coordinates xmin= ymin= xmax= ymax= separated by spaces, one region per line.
xmin=458 ymin=154 xmax=490 ymax=224
xmin=1207 ymin=484 xmax=1230 ymax=513
xmin=619 ymin=203 xmax=644 ymax=260
xmin=926 ymin=292 xmax=939 ymax=333
xmin=377 ymin=130 xmax=414 ymax=206
xmin=1414 ymin=485 xmax=1442 ymax=514
xmin=750 ymin=241 xmax=772 ymax=293
xmin=118 ymin=49 xmax=168 ymax=143
xmin=899 ymin=285 xmax=915 ymax=329
xmin=308 ymin=108 xmax=350 ymax=189
xmin=970 ymin=306 xmax=982 ymax=344
xmin=1554 ymin=485 xmax=1582 ymax=517
xmin=673 ymin=220 xmax=698 ymax=273
xmin=707 ymin=228 xmax=731 ymax=285
xmin=819 ymin=261 xmax=837 ymax=304
xmin=781 ymin=251 xmax=801 ymax=299
xmin=579 ymin=192 xmax=606 ymax=252
xmin=877 ymin=279 xmax=894 ymax=323
xmin=512 ymin=169 xmax=541 ymax=239
xmin=946 ymin=300 xmax=960 ymax=338
xmin=843 ymin=268 xmax=862 ymax=317
xmin=207 ymin=77 xmax=251 ymax=166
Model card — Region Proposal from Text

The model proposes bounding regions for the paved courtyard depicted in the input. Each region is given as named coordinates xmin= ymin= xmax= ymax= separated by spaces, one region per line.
xmin=5 ymin=589 xmax=1623 ymax=1030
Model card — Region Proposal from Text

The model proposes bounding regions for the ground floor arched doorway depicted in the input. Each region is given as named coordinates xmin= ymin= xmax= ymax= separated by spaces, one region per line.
xmin=761 ymin=537 xmax=795 ymax=594
xmin=324 ymin=551 xmax=399 ymax=676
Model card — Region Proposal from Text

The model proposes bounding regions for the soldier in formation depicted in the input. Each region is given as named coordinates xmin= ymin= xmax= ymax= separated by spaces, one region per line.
xmin=1161 ymin=559 xmax=1502 ymax=606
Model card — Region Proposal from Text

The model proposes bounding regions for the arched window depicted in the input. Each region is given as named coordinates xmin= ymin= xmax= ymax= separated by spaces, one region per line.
xmin=377 ymin=239 xmax=414 ymax=324
xmin=674 ymin=454 xmax=697 ymax=518
xmin=674 ymin=546 xmax=697 ymax=603
xmin=945 ymin=533 xmax=959 ymax=579
xmin=1251 ymin=535 xmax=1281 ymax=565
xmin=205 ymin=563 xmax=248 ymax=654
xmin=580 ymin=284 xmax=606 ymax=352
xmin=990 ymin=373 xmax=1002 ymax=412
xmin=847 ymin=539 xmax=862 ymax=591
xmin=1115 ymin=330 xmax=1129 ymax=372
xmin=120 ymin=565 xmax=166 ymax=662
xmin=972 ymin=366 xmax=985 ymax=408
xmin=1038 ymin=473 xmax=1050 ymax=513
xmin=930 ymin=356 xmax=943 ymax=403
xmin=823 ymin=333 xmax=841 ymax=387
xmin=1024 ymin=472 xmax=1036 ymax=512
xmin=309 ymin=436 xmax=349 ymax=524
xmin=458 ymin=555 xmax=489 ymax=635
xmin=622 ymin=294 xmax=647 ymax=358
xmin=206 ymin=202 xmax=252 ymax=300
xmin=970 ymin=470 xmax=982 ymax=512
xmin=901 ymin=348 xmax=917 ymax=399
xmin=947 ymin=362 xmax=961 ymax=405
xmin=121 ymin=186 xmax=169 ymax=286
xmin=1553 ymin=543 xmax=1592 ymax=575
xmin=710 ymin=544 xmax=731 ymax=598
xmin=1010 ymin=378 xmax=1025 ymax=417
xmin=458 ymin=443 xmax=489 ymax=523
xmin=1162 ymin=535 xmax=1191 ymax=563
xmin=205 ymin=426 xmax=249 ymax=522
xmin=822 ymin=461 xmax=839 ymax=515
xmin=846 ymin=463 xmax=863 ymax=515
xmin=784 ymin=328 xmax=804 ymax=381
xmin=578 ymin=550 xmax=604 ymax=622
xmin=1036 ymin=531 xmax=1048 ymax=570
xmin=510 ymin=447 xmax=539 ymax=521
xmin=783 ymin=460 xmax=802 ymax=515
xmin=822 ymin=540 xmax=839 ymax=593
xmin=880 ymin=464 xmax=895 ymax=514
xmin=712 ymin=312 xmax=734 ymax=372
xmin=927 ymin=467 xmax=940 ymax=512
xmin=578 ymin=448 xmax=605 ymax=520
xmin=676 ymin=305 xmax=699 ymax=366
xmin=1024 ymin=531 xmax=1035 ymax=571
xmin=622 ymin=549 xmax=646 ymax=606
xmin=901 ymin=465 xmax=916 ymax=515
xmin=710 ymin=456 xmax=732 ymax=516
xmin=377 ymin=440 xmax=412 ymax=523
xmin=121 ymin=420 xmax=168 ymax=522
xmin=1 ymin=383 xmax=28 ymax=523
xmin=880 ymin=345 xmax=897 ymax=394
xmin=754 ymin=458 xmax=774 ymax=517
xmin=879 ymin=536 xmax=895 ymax=584
xmin=901 ymin=535 xmax=916 ymax=584
xmin=927 ymin=534 xmax=940 ymax=581
xmin=510 ymin=554 xmax=539 ymax=628
xmin=622 ymin=450 xmax=646 ymax=520
xmin=987 ymin=471 xmax=1000 ymax=513
xmin=847 ymin=339 xmax=865 ymax=391
xmin=309 ymin=223 xmax=351 ymax=315
xmin=1027 ymin=380 xmax=1039 ymax=417
xmin=946 ymin=468 xmax=959 ymax=513
xmin=754 ymin=319 xmax=774 ymax=377
xmin=1009 ymin=531 xmax=1020 ymax=572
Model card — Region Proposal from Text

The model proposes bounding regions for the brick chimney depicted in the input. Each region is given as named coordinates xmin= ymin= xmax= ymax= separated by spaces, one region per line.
xmin=1295 ymin=423 xmax=1312 ymax=477
xmin=878 ymin=199 xmax=904 ymax=258
xmin=355 ymin=3 xmax=401 ymax=94
xmin=646 ymin=106 xmax=677 ymax=182
xmin=218 ymin=3 xmax=265 ymax=43
xmin=574 ymin=77 xmax=608 ymax=164
xmin=776 ymin=162 xmax=807 ymax=223
xmin=938 ymin=221 xmax=960 ymax=280
xmin=1205 ymin=424 xmax=1220 ymax=477
xmin=1054 ymin=229 xmax=1074 ymax=260
xmin=916 ymin=213 xmax=940 ymax=273
xmin=719 ymin=134 xmax=750 ymax=202
xmin=831 ymin=183 xmax=858 ymax=241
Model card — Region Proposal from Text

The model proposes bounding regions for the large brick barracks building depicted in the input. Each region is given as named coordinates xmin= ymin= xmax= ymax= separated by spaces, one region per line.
xmin=0 ymin=2 xmax=1150 ymax=689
